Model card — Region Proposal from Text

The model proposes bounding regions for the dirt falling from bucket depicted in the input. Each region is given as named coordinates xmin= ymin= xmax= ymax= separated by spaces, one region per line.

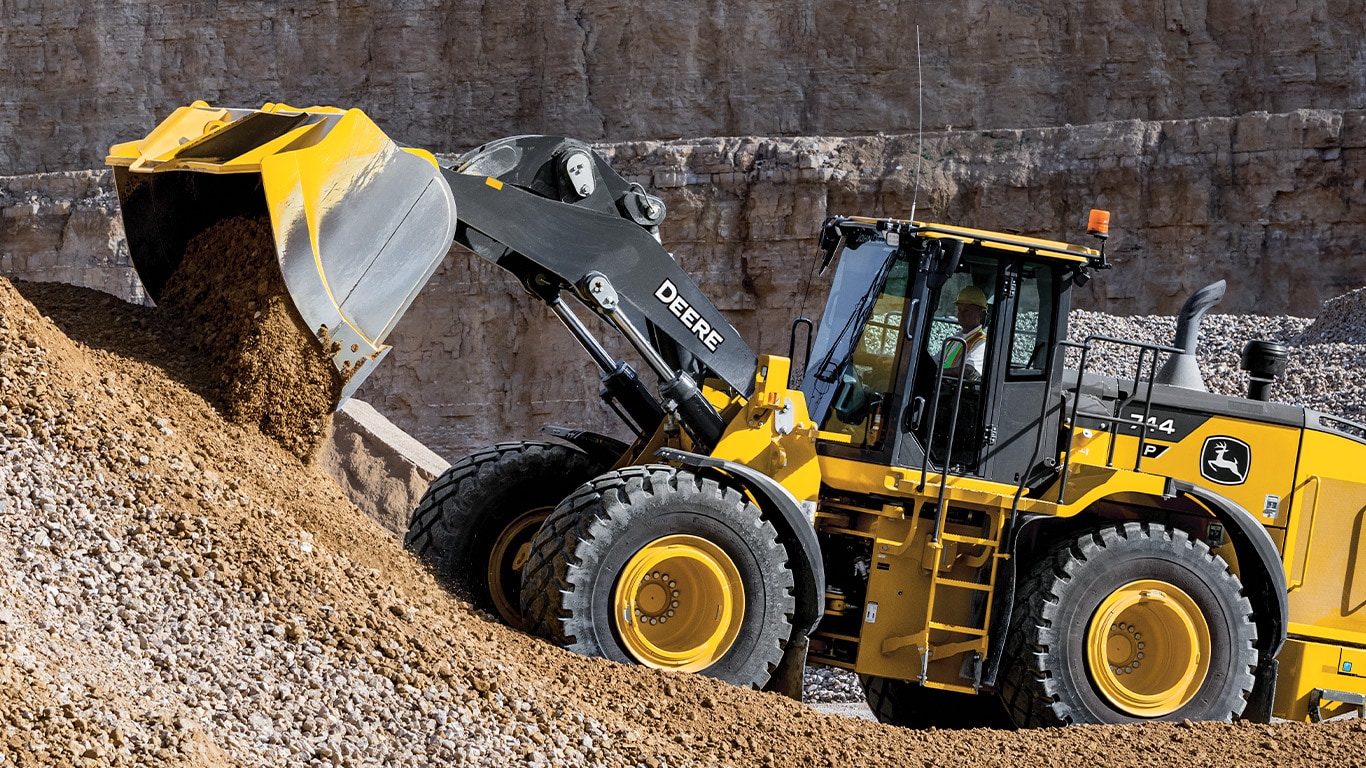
xmin=156 ymin=215 xmax=340 ymax=459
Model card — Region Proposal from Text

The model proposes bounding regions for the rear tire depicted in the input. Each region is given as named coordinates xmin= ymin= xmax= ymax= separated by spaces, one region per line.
xmin=521 ymin=465 xmax=795 ymax=688
xmin=860 ymin=676 xmax=1013 ymax=729
xmin=404 ymin=441 xmax=604 ymax=629
xmin=1000 ymin=521 xmax=1257 ymax=727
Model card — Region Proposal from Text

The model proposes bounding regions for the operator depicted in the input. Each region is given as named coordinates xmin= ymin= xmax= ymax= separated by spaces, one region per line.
xmin=939 ymin=285 xmax=989 ymax=380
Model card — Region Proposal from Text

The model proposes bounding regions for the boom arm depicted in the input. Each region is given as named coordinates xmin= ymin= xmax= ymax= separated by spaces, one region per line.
xmin=444 ymin=136 xmax=759 ymax=448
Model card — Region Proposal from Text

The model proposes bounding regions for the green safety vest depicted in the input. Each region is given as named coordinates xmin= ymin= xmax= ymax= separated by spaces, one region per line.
xmin=941 ymin=327 xmax=986 ymax=369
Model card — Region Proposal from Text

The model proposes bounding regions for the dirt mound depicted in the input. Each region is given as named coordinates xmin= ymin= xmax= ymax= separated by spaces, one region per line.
xmin=3 ymin=277 xmax=1366 ymax=766
xmin=155 ymin=215 xmax=340 ymax=459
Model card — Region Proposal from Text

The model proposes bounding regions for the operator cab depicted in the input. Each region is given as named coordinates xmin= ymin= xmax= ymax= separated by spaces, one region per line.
xmin=801 ymin=217 xmax=1099 ymax=488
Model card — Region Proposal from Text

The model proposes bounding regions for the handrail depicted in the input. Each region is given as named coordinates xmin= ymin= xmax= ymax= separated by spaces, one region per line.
xmin=1056 ymin=334 xmax=1183 ymax=504
xmin=917 ymin=335 xmax=972 ymax=544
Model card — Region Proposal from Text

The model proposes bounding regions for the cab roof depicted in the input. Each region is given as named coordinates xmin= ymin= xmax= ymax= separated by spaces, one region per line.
xmin=836 ymin=215 xmax=1101 ymax=265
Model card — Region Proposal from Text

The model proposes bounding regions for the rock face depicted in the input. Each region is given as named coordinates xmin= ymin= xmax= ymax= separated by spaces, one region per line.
xmin=2 ymin=0 xmax=1365 ymax=174
xmin=3 ymin=109 xmax=1364 ymax=459
xmin=0 ymin=171 xmax=140 ymax=301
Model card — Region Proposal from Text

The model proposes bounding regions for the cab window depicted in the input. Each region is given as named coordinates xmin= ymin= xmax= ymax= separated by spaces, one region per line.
xmin=803 ymin=242 xmax=911 ymax=451
xmin=1005 ymin=262 xmax=1057 ymax=379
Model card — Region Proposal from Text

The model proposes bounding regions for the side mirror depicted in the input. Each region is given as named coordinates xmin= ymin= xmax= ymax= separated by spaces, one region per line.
xmin=927 ymin=238 xmax=964 ymax=291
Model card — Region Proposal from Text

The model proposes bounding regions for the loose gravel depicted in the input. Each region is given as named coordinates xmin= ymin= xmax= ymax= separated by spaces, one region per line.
xmin=1069 ymin=286 xmax=1366 ymax=423
xmin=156 ymin=215 xmax=340 ymax=460
xmin=3 ymin=276 xmax=1366 ymax=767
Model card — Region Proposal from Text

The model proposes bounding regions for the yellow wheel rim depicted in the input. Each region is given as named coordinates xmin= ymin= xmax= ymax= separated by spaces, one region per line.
xmin=486 ymin=507 xmax=551 ymax=630
xmin=1086 ymin=579 xmax=1211 ymax=717
xmin=613 ymin=535 xmax=744 ymax=672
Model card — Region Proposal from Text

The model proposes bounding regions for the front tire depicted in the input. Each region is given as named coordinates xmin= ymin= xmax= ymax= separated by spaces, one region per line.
xmin=1000 ymin=521 xmax=1257 ymax=726
xmin=521 ymin=465 xmax=796 ymax=688
xmin=404 ymin=441 xmax=604 ymax=629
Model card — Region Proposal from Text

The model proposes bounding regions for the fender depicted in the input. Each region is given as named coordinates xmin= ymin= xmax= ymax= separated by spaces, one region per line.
xmin=1173 ymin=479 xmax=1287 ymax=723
xmin=539 ymin=425 xmax=632 ymax=467
xmin=1171 ymin=479 xmax=1288 ymax=658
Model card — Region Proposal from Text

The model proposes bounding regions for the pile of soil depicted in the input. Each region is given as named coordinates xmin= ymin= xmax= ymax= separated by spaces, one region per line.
xmin=3 ymin=276 xmax=1366 ymax=766
xmin=155 ymin=215 xmax=340 ymax=459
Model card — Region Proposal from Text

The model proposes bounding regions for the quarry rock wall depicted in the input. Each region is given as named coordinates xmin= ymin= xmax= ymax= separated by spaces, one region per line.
xmin=3 ymin=109 xmax=1362 ymax=458
xmin=2 ymin=0 xmax=1364 ymax=174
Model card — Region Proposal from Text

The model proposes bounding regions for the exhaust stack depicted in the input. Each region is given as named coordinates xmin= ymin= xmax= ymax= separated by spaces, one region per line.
xmin=1155 ymin=280 xmax=1226 ymax=391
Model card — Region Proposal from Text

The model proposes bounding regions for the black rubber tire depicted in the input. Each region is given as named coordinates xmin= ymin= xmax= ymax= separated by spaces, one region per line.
xmin=1000 ymin=521 xmax=1258 ymax=727
xmin=860 ymin=675 xmax=1014 ymax=729
xmin=520 ymin=464 xmax=796 ymax=688
xmin=404 ymin=441 xmax=603 ymax=629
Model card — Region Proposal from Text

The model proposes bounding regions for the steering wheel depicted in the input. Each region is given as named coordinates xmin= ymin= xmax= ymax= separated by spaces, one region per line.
xmin=832 ymin=362 xmax=880 ymax=424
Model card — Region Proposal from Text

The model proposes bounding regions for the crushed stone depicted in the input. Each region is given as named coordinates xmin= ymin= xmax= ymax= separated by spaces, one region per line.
xmin=2 ymin=276 xmax=1366 ymax=766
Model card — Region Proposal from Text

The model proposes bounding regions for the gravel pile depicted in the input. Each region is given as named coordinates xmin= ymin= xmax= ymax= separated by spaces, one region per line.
xmin=0 ymin=280 xmax=632 ymax=767
xmin=4 ymin=276 xmax=1366 ymax=767
xmin=1069 ymin=296 xmax=1366 ymax=424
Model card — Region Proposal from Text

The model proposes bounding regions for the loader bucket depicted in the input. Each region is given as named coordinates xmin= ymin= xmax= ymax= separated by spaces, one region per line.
xmin=107 ymin=102 xmax=457 ymax=405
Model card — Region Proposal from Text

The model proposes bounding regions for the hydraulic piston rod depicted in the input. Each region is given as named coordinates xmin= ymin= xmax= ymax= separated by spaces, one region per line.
xmin=579 ymin=271 xmax=726 ymax=451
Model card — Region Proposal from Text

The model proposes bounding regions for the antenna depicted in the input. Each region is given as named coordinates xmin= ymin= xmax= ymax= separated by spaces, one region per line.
xmin=909 ymin=25 xmax=924 ymax=223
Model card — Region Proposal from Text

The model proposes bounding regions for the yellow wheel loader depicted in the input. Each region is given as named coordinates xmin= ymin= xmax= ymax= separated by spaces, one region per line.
xmin=109 ymin=103 xmax=1366 ymax=727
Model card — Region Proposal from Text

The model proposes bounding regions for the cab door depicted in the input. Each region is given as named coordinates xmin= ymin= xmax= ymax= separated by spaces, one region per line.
xmin=974 ymin=259 xmax=1067 ymax=486
xmin=891 ymin=253 xmax=1066 ymax=487
xmin=892 ymin=248 xmax=999 ymax=475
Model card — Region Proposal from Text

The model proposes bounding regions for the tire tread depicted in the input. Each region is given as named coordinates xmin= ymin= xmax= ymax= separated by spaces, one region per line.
xmin=1000 ymin=521 xmax=1257 ymax=727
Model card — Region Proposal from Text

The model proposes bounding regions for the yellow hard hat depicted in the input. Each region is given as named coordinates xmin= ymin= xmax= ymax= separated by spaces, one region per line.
xmin=955 ymin=285 xmax=988 ymax=309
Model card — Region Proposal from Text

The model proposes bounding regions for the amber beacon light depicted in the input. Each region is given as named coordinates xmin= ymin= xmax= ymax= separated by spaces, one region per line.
xmin=1087 ymin=208 xmax=1111 ymax=238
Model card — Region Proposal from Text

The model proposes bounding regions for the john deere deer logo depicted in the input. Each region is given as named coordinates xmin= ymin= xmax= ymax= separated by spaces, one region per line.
xmin=1200 ymin=436 xmax=1250 ymax=485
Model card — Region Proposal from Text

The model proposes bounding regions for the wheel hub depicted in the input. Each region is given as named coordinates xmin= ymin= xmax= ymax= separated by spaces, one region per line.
xmin=1105 ymin=621 xmax=1145 ymax=673
xmin=486 ymin=507 xmax=551 ymax=630
xmin=633 ymin=573 xmax=675 ymax=620
xmin=613 ymin=534 xmax=744 ymax=672
xmin=1086 ymin=579 xmax=1211 ymax=717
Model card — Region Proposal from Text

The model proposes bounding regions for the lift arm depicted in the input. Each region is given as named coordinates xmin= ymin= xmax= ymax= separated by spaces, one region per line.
xmin=444 ymin=136 xmax=759 ymax=448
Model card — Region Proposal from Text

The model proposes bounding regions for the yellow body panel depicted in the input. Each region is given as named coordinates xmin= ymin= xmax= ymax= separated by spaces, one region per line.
xmin=1284 ymin=429 xmax=1366 ymax=643
xmin=1084 ymin=414 xmax=1302 ymax=529
xmin=1273 ymin=638 xmax=1366 ymax=721
xmin=710 ymin=356 xmax=822 ymax=508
